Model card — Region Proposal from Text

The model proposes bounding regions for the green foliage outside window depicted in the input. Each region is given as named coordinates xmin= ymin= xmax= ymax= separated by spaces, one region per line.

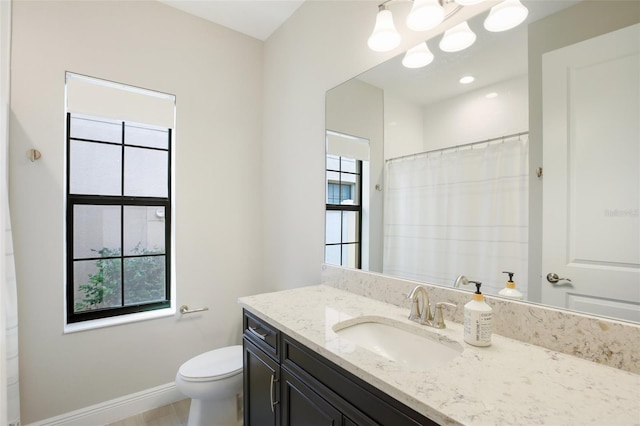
xmin=75 ymin=243 xmax=165 ymax=312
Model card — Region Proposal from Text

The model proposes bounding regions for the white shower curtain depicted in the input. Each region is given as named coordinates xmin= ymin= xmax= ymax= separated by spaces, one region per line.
xmin=2 ymin=0 xmax=20 ymax=423
xmin=384 ymin=134 xmax=528 ymax=297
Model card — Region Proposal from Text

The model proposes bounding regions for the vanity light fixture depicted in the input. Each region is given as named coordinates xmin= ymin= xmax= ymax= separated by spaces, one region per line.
xmin=402 ymin=42 xmax=435 ymax=68
xmin=368 ymin=0 xmax=530 ymax=61
xmin=484 ymin=0 xmax=529 ymax=32
xmin=368 ymin=5 xmax=402 ymax=52
xmin=406 ymin=0 xmax=445 ymax=32
xmin=439 ymin=21 xmax=477 ymax=52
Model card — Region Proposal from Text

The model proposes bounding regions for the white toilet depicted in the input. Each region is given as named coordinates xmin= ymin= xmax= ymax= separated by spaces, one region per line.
xmin=175 ymin=345 xmax=244 ymax=426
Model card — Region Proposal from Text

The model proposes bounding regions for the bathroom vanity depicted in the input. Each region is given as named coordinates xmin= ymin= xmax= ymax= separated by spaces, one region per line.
xmin=239 ymin=285 xmax=640 ymax=425
xmin=243 ymin=309 xmax=435 ymax=426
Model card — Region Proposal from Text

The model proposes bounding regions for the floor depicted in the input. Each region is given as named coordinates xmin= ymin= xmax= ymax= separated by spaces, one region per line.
xmin=106 ymin=399 xmax=190 ymax=426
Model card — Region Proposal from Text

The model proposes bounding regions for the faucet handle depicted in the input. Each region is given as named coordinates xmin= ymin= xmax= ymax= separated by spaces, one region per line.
xmin=408 ymin=298 xmax=421 ymax=322
xmin=434 ymin=302 xmax=457 ymax=329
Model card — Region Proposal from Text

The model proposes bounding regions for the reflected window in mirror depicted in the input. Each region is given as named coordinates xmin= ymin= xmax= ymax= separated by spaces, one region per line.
xmin=325 ymin=154 xmax=362 ymax=269
xmin=327 ymin=181 xmax=353 ymax=205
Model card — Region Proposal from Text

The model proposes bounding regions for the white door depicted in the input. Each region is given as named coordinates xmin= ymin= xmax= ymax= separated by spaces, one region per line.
xmin=542 ymin=24 xmax=640 ymax=323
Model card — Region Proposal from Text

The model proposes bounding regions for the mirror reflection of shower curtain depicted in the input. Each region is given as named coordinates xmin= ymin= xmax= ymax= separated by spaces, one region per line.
xmin=383 ymin=134 xmax=528 ymax=297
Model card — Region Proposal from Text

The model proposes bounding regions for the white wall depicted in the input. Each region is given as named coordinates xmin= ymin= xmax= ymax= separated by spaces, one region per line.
xmin=383 ymin=75 xmax=528 ymax=158
xmin=383 ymin=94 xmax=424 ymax=160
xmin=422 ymin=75 xmax=528 ymax=151
xmin=10 ymin=0 xmax=263 ymax=422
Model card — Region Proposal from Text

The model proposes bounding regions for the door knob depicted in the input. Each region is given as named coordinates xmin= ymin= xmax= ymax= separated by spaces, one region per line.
xmin=546 ymin=273 xmax=571 ymax=284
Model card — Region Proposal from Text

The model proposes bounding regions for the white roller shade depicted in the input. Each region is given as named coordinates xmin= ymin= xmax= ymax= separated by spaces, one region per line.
xmin=326 ymin=131 xmax=370 ymax=161
xmin=66 ymin=73 xmax=175 ymax=128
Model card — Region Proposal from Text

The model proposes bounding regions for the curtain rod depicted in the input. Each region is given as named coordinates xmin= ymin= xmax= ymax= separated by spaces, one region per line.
xmin=386 ymin=131 xmax=529 ymax=163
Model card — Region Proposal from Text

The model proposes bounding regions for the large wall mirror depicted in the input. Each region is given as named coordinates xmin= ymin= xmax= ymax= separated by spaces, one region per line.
xmin=325 ymin=0 xmax=639 ymax=324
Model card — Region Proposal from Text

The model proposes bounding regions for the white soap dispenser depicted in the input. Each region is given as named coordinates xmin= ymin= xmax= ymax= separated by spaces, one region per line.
xmin=498 ymin=271 xmax=523 ymax=300
xmin=464 ymin=281 xmax=493 ymax=347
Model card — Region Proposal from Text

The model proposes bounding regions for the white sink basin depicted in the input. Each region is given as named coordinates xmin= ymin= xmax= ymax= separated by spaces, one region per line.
xmin=332 ymin=317 xmax=463 ymax=371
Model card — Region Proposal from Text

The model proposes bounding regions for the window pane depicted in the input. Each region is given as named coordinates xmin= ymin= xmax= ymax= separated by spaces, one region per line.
xmin=73 ymin=259 xmax=122 ymax=313
xmin=326 ymin=154 xmax=340 ymax=171
xmin=70 ymin=140 xmax=122 ymax=195
xmin=124 ymin=147 xmax=168 ymax=197
xmin=326 ymin=171 xmax=340 ymax=204
xmin=341 ymin=185 xmax=351 ymax=202
xmin=341 ymin=244 xmax=359 ymax=268
xmin=124 ymin=206 xmax=166 ymax=256
xmin=326 ymin=170 xmax=340 ymax=182
xmin=325 ymin=245 xmax=341 ymax=266
xmin=341 ymin=157 xmax=357 ymax=173
xmin=125 ymin=124 xmax=169 ymax=149
xmin=340 ymin=173 xmax=359 ymax=204
xmin=327 ymin=183 xmax=339 ymax=204
xmin=70 ymin=116 xmax=121 ymax=143
xmin=342 ymin=211 xmax=359 ymax=243
xmin=123 ymin=256 xmax=166 ymax=305
xmin=326 ymin=211 xmax=341 ymax=244
xmin=73 ymin=205 xmax=121 ymax=259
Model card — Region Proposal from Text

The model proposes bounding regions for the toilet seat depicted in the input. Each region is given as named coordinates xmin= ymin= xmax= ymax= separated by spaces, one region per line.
xmin=178 ymin=345 xmax=243 ymax=382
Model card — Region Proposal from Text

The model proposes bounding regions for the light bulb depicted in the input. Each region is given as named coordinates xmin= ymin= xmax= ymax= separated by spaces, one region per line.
xmin=402 ymin=42 xmax=435 ymax=68
xmin=484 ymin=0 xmax=529 ymax=32
xmin=368 ymin=8 xmax=401 ymax=52
xmin=406 ymin=0 xmax=445 ymax=32
xmin=439 ymin=21 xmax=476 ymax=52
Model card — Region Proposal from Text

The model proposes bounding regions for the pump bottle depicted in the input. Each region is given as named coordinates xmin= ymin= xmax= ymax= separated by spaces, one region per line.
xmin=463 ymin=281 xmax=493 ymax=347
xmin=498 ymin=271 xmax=523 ymax=300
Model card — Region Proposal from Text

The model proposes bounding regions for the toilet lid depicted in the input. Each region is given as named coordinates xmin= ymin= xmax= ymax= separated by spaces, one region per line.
xmin=179 ymin=345 xmax=243 ymax=381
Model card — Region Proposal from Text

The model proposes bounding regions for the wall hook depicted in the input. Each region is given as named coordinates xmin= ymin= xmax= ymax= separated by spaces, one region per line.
xmin=28 ymin=149 xmax=42 ymax=162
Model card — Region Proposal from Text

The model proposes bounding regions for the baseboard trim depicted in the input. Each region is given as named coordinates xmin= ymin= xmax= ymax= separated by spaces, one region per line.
xmin=27 ymin=382 xmax=184 ymax=426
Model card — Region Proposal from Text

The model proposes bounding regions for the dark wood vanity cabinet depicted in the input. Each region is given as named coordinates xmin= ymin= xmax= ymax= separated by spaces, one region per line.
xmin=244 ymin=339 xmax=280 ymax=426
xmin=242 ymin=309 xmax=437 ymax=426
xmin=243 ymin=310 xmax=280 ymax=426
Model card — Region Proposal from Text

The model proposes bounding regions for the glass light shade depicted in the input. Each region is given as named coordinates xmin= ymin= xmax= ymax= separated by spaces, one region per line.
xmin=406 ymin=0 xmax=445 ymax=32
xmin=455 ymin=0 xmax=485 ymax=5
xmin=484 ymin=0 xmax=529 ymax=32
xmin=368 ymin=8 xmax=401 ymax=52
xmin=402 ymin=42 xmax=435 ymax=68
xmin=439 ymin=21 xmax=476 ymax=52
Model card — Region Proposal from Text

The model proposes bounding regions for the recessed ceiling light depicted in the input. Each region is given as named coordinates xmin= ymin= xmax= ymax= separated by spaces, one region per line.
xmin=485 ymin=92 xmax=498 ymax=99
xmin=459 ymin=76 xmax=475 ymax=84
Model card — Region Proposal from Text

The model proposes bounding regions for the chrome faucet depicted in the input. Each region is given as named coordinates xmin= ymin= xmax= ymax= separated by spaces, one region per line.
xmin=407 ymin=285 xmax=457 ymax=329
xmin=407 ymin=285 xmax=433 ymax=325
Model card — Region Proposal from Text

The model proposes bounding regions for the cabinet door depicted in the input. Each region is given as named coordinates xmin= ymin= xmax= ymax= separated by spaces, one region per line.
xmin=281 ymin=368 xmax=342 ymax=426
xmin=244 ymin=338 xmax=280 ymax=426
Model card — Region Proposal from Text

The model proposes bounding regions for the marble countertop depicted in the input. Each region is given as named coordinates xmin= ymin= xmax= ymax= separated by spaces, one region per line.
xmin=239 ymin=285 xmax=640 ymax=426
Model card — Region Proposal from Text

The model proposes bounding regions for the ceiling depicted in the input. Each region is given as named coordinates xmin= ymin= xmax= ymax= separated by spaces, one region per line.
xmin=157 ymin=0 xmax=306 ymax=41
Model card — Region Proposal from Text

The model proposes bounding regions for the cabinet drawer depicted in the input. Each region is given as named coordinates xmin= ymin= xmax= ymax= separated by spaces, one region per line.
xmin=243 ymin=309 xmax=279 ymax=360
